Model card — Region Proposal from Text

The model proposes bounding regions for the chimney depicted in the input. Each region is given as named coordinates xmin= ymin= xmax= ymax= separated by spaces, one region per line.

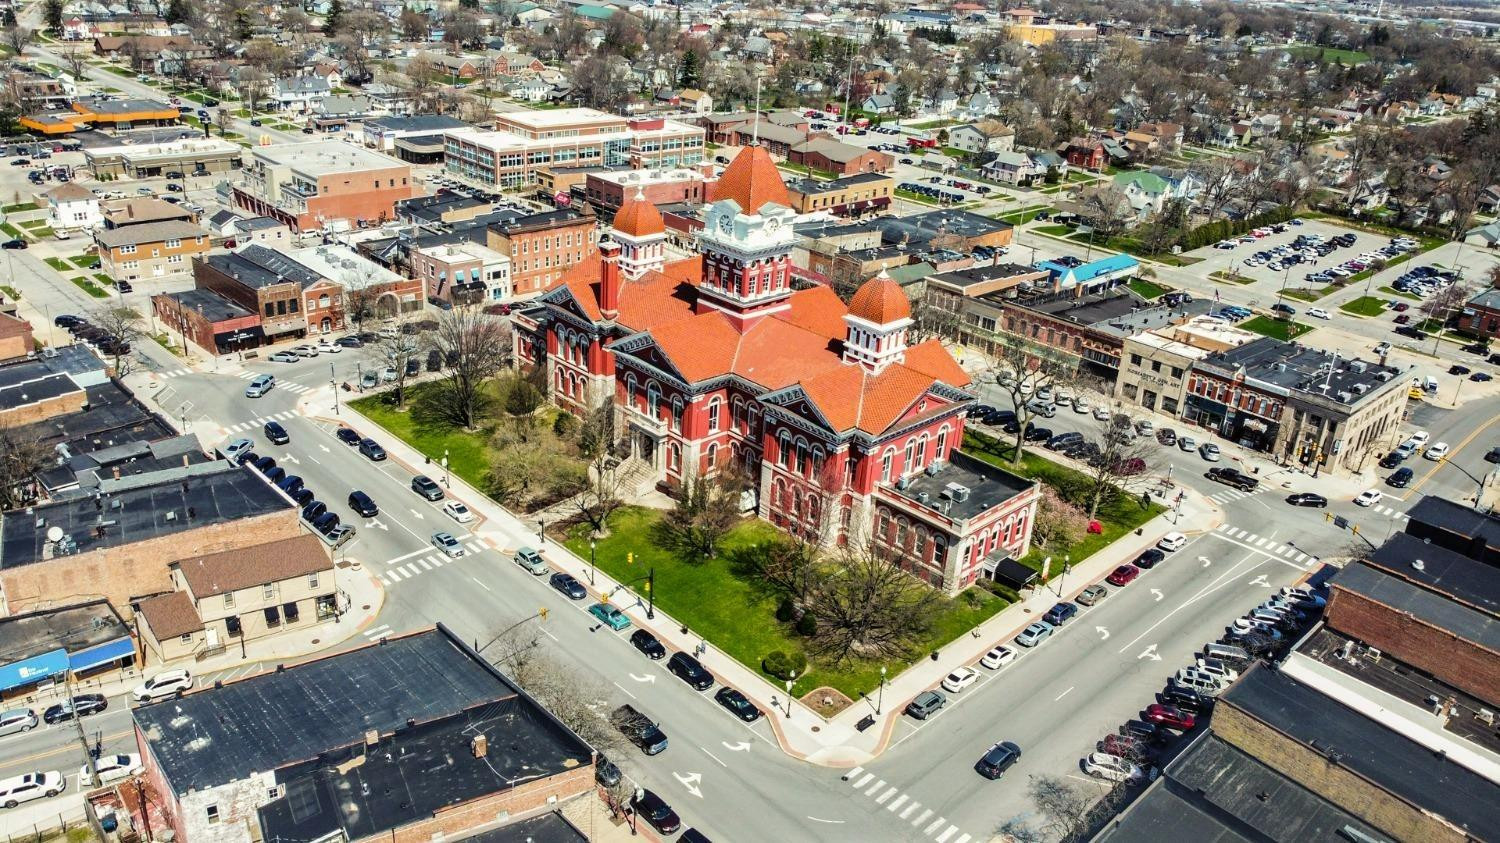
xmin=471 ymin=735 xmax=488 ymax=757
xmin=599 ymin=239 xmax=622 ymax=319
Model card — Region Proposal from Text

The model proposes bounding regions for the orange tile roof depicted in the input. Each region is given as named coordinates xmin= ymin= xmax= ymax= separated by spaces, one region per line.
xmin=731 ymin=318 xmax=844 ymax=389
xmin=647 ymin=313 xmax=743 ymax=382
xmin=616 ymin=270 xmax=698 ymax=332
xmin=612 ymin=188 xmax=666 ymax=238
xmin=709 ymin=146 xmax=791 ymax=213
xmin=781 ymin=285 xmax=849 ymax=340
xmin=903 ymin=339 xmax=973 ymax=388
xmin=848 ymin=273 xmax=911 ymax=324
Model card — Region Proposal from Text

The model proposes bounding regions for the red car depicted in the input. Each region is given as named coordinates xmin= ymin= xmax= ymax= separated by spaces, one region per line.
xmin=1393 ymin=314 xmax=1410 ymax=325
xmin=1145 ymin=703 xmax=1195 ymax=730
xmin=1106 ymin=565 xmax=1140 ymax=586
xmin=1393 ymin=302 xmax=1410 ymax=312
xmin=1098 ymin=733 xmax=1150 ymax=759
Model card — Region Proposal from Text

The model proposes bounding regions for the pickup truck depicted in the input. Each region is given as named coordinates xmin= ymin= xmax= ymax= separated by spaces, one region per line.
xmin=611 ymin=704 xmax=668 ymax=755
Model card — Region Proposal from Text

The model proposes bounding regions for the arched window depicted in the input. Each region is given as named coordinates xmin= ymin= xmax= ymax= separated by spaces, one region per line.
xmin=318 ymin=294 xmax=329 ymax=307
xmin=671 ymin=397 xmax=684 ymax=432
xmin=795 ymin=437 xmax=809 ymax=474
xmin=708 ymin=397 xmax=721 ymax=431
xmin=732 ymin=397 xmax=744 ymax=431
xmin=646 ymin=382 xmax=661 ymax=418
xmin=881 ymin=448 xmax=894 ymax=483
xmin=806 ymin=495 xmax=820 ymax=526
xmin=706 ymin=442 xmax=718 ymax=469
xmin=669 ymin=443 xmax=681 ymax=471
xmin=936 ymin=426 xmax=949 ymax=461
xmin=625 ymin=374 xmax=637 ymax=408
xmin=903 ymin=438 xmax=916 ymax=474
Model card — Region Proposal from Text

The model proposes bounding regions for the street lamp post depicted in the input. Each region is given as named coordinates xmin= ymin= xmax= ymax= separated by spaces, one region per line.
xmin=330 ymin=361 xmax=339 ymax=415
xmin=785 ymin=670 xmax=796 ymax=719
xmin=876 ymin=666 xmax=886 ymax=715
xmin=646 ymin=567 xmax=655 ymax=620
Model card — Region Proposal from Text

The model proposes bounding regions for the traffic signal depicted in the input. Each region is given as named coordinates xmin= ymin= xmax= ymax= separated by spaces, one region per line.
xmin=643 ymin=580 xmax=651 ymax=593
xmin=627 ymin=552 xmax=634 ymax=565
xmin=1324 ymin=512 xmax=1332 ymax=522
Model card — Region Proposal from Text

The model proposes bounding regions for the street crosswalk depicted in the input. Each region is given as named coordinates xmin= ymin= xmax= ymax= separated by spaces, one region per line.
xmin=1367 ymin=503 xmax=1409 ymax=520
xmin=157 ymin=368 xmax=193 ymax=378
xmin=222 ymin=410 xmax=300 ymax=434
xmin=840 ymin=767 xmax=973 ymax=843
xmin=232 ymin=370 xmax=314 ymax=394
xmin=1205 ymin=486 xmax=1264 ymax=505
xmin=1214 ymin=524 xmax=1315 ymax=565
xmin=374 ymin=539 xmax=489 ymax=587
xmin=363 ymin=624 xmax=395 ymax=640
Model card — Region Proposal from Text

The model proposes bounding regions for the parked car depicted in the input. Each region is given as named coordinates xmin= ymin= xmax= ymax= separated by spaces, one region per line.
xmin=980 ymin=646 xmax=1016 ymax=669
xmin=1157 ymin=532 xmax=1187 ymax=552
xmin=667 ymin=652 xmax=715 ymax=691
xmin=1134 ymin=548 xmax=1165 ymax=569
xmin=0 ymin=771 xmax=65 ymax=808
xmin=43 ymin=694 xmax=107 ymax=724
xmin=631 ymin=789 xmax=681 ymax=834
xmin=411 ymin=475 xmax=444 ymax=500
xmin=358 ymin=438 xmax=387 ymax=461
xmin=1107 ymin=565 xmax=1140 ymax=586
xmin=1083 ymin=752 xmax=1153 ymax=784
xmin=941 ymin=666 xmax=980 ymax=693
xmin=630 ymin=628 xmax=666 ymax=658
xmin=1354 ymin=489 xmax=1382 ymax=507
xmin=1199 ymin=442 xmax=1221 ymax=461
xmin=347 ymin=490 xmax=379 ymax=517
xmin=1014 ymin=620 xmax=1055 ymax=648
xmin=335 ymin=427 xmax=361 ymax=446
xmin=713 ymin=686 xmax=762 ymax=722
xmin=1425 ymin=442 xmax=1450 ymax=460
xmin=548 ymin=572 xmax=587 ymax=600
xmin=905 ymin=690 xmax=947 ymax=719
xmin=1387 ymin=467 xmax=1414 ymax=488
xmin=590 ymin=602 xmax=631 ymax=631
xmin=131 ymin=669 xmax=192 ymax=703
xmin=1144 ymin=703 xmax=1195 ymax=730
xmin=514 ymin=546 xmax=548 ymax=575
xmin=80 ymin=753 xmax=140 ymax=786
xmin=1075 ymin=584 xmax=1109 ymax=606
xmin=442 ymin=500 xmax=473 ymax=522
xmin=1043 ymin=602 xmax=1079 ymax=625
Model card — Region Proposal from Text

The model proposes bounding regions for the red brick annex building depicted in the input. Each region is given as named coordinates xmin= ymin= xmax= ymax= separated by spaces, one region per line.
xmin=515 ymin=148 xmax=1040 ymax=593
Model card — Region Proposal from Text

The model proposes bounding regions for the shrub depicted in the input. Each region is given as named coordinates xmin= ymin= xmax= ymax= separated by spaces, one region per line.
xmin=552 ymin=412 xmax=578 ymax=438
xmin=775 ymin=597 xmax=796 ymax=622
xmin=796 ymin=612 xmax=818 ymax=636
xmin=762 ymin=650 xmax=808 ymax=680
xmin=981 ymin=580 xmax=1020 ymax=603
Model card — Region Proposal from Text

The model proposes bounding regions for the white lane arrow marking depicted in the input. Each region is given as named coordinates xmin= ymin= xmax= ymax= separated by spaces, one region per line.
xmin=1199 ymin=556 xmax=1212 ymax=567
xmin=409 ymin=509 xmax=425 ymax=520
xmin=1150 ymin=588 xmax=1164 ymax=601
xmin=1248 ymin=574 xmax=1270 ymax=587
xmin=673 ymin=771 xmax=703 ymax=798
xmin=282 ymin=453 xmax=300 ymax=464
xmin=366 ymin=519 xmax=388 ymax=531
xmin=722 ymin=740 xmax=751 ymax=752
xmin=629 ymin=672 xmax=656 ymax=684
xmin=319 ymin=444 xmax=331 ymax=453
xmin=1138 ymin=644 xmax=1162 ymax=661
xmin=1095 ymin=626 xmax=1110 ymax=640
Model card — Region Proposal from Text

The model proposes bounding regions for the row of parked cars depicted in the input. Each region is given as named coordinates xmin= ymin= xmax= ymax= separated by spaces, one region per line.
xmin=897 ymin=180 xmax=968 ymax=203
xmin=54 ymin=314 xmax=133 ymax=354
xmin=1306 ymin=236 xmax=1419 ymax=286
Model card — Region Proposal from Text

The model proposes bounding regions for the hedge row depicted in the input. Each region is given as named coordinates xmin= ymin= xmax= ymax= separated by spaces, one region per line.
xmin=1178 ymin=205 xmax=1297 ymax=251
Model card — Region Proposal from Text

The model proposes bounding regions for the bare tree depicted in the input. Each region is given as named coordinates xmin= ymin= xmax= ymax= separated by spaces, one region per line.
xmin=573 ymin=405 xmax=625 ymax=537
xmin=1023 ymin=775 xmax=1098 ymax=843
xmin=423 ymin=306 xmax=511 ymax=429
xmin=804 ymin=541 xmax=940 ymax=666
xmin=368 ymin=318 xmax=422 ymax=408
xmin=1076 ymin=186 xmax=1134 ymax=241
xmin=986 ymin=337 xmax=1077 ymax=465
xmin=1418 ymin=281 xmax=1473 ymax=324
xmin=60 ymin=45 xmax=89 ymax=81
xmin=4 ymin=26 xmax=33 ymax=56
xmin=90 ymin=305 xmax=144 ymax=376
xmin=1080 ymin=411 xmax=1155 ymax=519
xmin=654 ymin=470 xmax=741 ymax=561
xmin=0 ymin=423 xmax=48 ymax=509
xmin=480 ymin=617 xmax=624 ymax=755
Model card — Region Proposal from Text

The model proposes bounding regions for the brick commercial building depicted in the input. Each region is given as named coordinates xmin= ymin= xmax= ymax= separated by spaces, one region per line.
xmin=234 ymin=141 xmax=417 ymax=232
xmin=192 ymin=245 xmax=344 ymax=343
xmin=152 ymin=288 xmax=263 ymax=356
xmin=411 ymin=242 xmax=513 ymax=305
xmin=789 ymin=137 xmax=894 ymax=176
xmin=784 ymin=172 xmax=894 ymax=217
xmin=486 ymin=209 xmax=598 ymax=297
xmin=131 ymin=625 xmax=595 ymax=843
xmin=83 ymin=137 xmax=241 ymax=179
xmin=0 ymin=601 xmax=135 ymax=699
xmin=517 ymin=148 xmax=1040 ymax=593
xmin=1115 ymin=315 xmax=1261 ymax=418
xmin=1458 ymin=287 xmax=1500 ymax=340
xmin=583 ymin=167 xmax=711 ymax=216
xmin=0 ymin=462 xmax=298 ymax=617
xmin=94 ymin=219 xmax=211 ymax=282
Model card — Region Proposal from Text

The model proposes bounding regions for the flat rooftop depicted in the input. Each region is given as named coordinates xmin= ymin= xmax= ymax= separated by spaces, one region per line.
xmin=593 ymin=167 xmax=708 ymax=187
xmin=0 ymin=371 xmax=80 ymax=412
xmin=1332 ymin=561 xmax=1499 ymax=651
xmin=1199 ymin=337 xmax=1404 ymax=406
xmin=0 ymin=600 xmax=127 ymax=659
xmin=786 ymin=172 xmax=891 ymax=196
xmin=0 ymin=462 xmax=292 ymax=568
xmin=1367 ymin=531 xmax=1500 ymax=615
xmin=252 ymin=141 xmax=405 ymax=177
xmin=498 ymin=106 xmax=620 ymax=129
xmin=286 ymin=244 xmax=402 ymax=286
xmin=1404 ymin=495 xmax=1500 ymax=563
xmin=366 ymin=114 xmax=468 ymax=133
xmin=1221 ymin=663 xmax=1500 ymax=838
xmin=205 ymin=244 xmax=322 ymax=289
xmin=885 ymin=450 xmax=1035 ymax=523
xmin=160 ymin=288 xmax=253 ymax=322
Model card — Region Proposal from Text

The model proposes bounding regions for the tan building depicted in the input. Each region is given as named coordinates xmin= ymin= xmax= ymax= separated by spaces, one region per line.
xmin=1116 ymin=316 xmax=1261 ymax=417
xmin=94 ymin=219 xmax=211 ymax=281
xmin=101 ymin=197 xmax=196 ymax=229
xmin=486 ymin=209 xmax=597 ymax=297
xmin=134 ymin=534 xmax=337 ymax=664
xmin=784 ymin=172 xmax=894 ymax=217
xmin=234 ymin=141 xmax=417 ymax=232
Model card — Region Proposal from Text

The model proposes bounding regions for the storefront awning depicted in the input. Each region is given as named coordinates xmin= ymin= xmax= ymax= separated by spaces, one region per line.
xmin=984 ymin=555 xmax=1039 ymax=590
xmin=0 ymin=648 xmax=69 ymax=692
xmin=68 ymin=637 xmax=135 ymax=673
xmin=215 ymin=326 xmax=265 ymax=346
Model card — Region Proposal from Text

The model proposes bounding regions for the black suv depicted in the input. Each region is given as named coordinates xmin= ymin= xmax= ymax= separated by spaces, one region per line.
xmin=975 ymin=741 xmax=1022 ymax=779
xmin=667 ymin=652 xmax=715 ymax=691
xmin=714 ymin=687 xmax=763 ymax=722
xmin=411 ymin=475 xmax=444 ymax=500
xmin=1206 ymin=467 xmax=1258 ymax=492
xmin=263 ymin=420 xmax=289 ymax=445
xmin=1387 ymin=467 xmax=1414 ymax=488
xmin=630 ymin=629 xmax=666 ymax=659
xmin=348 ymin=491 xmax=378 ymax=517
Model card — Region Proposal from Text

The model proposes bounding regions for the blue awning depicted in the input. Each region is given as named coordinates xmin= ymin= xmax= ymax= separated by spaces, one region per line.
xmin=0 ymin=649 xmax=69 ymax=692
xmin=68 ymin=637 xmax=135 ymax=673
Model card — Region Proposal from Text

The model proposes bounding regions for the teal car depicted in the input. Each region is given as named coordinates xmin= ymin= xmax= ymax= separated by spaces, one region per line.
xmin=589 ymin=602 xmax=631 ymax=631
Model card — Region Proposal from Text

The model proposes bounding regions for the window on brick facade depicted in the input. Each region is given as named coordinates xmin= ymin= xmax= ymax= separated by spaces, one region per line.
xmin=708 ymin=398 xmax=721 ymax=431
xmin=207 ymin=806 xmax=220 ymax=825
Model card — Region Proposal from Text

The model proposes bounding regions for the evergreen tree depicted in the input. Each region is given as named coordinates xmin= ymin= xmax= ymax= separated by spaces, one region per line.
xmin=677 ymin=49 xmax=700 ymax=88
xmin=324 ymin=0 xmax=344 ymax=36
xmin=43 ymin=0 xmax=64 ymax=33
xmin=165 ymin=0 xmax=191 ymax=25
xmin=234 ymin=7 xmax=252 ymax=40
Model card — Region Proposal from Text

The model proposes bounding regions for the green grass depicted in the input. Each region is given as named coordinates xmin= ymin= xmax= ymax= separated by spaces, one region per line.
xmin=964 ymin=431 xmax=1165 ymax=576
xmin=0 ymin=285 xmax=20 ymax=300
xmin=1 ymin=202 xmax=38 ymax=213
xmin=1065 ymin=170 xmax=1096 ymax=183
xmin=908 ymin=119 xmax=958 ymax=130
xmin=1281 ymin=286 xmax=1334 ymax=303
xmin=151 ymin=332 xmax=182 ymax=356
xmin=1340 ymin=296 xmax=1388 ymax=317
xmin=69 ymin=276 xmax=109 ymax=298
xmin=895 ymin=188 xmax=944 ymax=206
xmin=1210 ymin=271 xmax=1257 ymax=285
xmin=93 ymin=273 xmax=115 ymax=287
xmin=1062 ymin=231 xmax=1202 ymax=266
xmin=67 ymin=255 xmax=96 ymax=268
xmin=996 ymin=205 xmax=1054 ymax=225
xmin=102 ymin=66 xmax=136 ymax=77
xmin=561 ymin=506 xmax=1008 ymax=700
xmin=1380 ymin=285 xmax=1420 ymax=301
xmin=1034 ymin=224 xmax=1072 ymax=236
xmin=1128 ymin=278 xmax=1172 ymax=300
xmin=1289 ymin=46 xmax=1370 ymax=64
xmin=1241 ymin=315 xmax=1312 ymax=340
xmin=44 ymin=257 xmax=71 ymax=271
xmin=29 ymin=227 xmax=54 ymax=239
xmin=349 ymin=381 xmax=503 ymax=488
xmin=0 ymin=222 xmax=25 ymax=240
xmin=19 ymin=220 xmax=48 ymax=230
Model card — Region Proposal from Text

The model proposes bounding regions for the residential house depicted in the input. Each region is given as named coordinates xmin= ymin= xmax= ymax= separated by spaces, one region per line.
xmin=948 ymin=121 xmax=1016 ymax=156
xmin=1062 ymin=137 xmax=1107 ymax=171
xmin=94 ymin=220 xmax=211 ymax=282
xmin=983 ymin=150 xmax=1045 ymax=186
xmin=862 ymin=93 xmax=896 ymax=114
xmin=45 ymin=182 xmax=102 ymax=232
xmin=679 ymin=88 xmax=713 ymax=115
xmin=1457 ymin=287 xmax=1500 ymax=339
xmin=270 ymin=76 xmax=332 ymax=114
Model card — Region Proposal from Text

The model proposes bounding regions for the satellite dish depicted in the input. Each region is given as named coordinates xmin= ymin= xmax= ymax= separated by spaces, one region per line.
xmin=46 ymin=526 xmax=64 ymax=543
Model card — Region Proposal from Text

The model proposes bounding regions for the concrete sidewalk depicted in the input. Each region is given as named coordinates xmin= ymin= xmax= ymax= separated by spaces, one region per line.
xmin=335 ymin=397 xmax=1222 ymax=766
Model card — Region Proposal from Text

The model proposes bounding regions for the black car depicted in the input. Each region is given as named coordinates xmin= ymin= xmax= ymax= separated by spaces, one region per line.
xmin=1449 ymin=364 xmax=1472 ymax=376
xmin=1 ymin=239 xmax=27 ymax=250
xmin=713 ymin=686 xmax=763 ymax=722
xmin=335 ymin=427 xmax=361 ymax=445
xmin=1270 ymin=303 xmax=1295 ymax=315
xmin=630 ymin=629 xmax=666 ymax=659
xmin=1134 ymin=548 xmax=1166 ymax=569
xmin=1160 ymin=685 xmax=1208 ymax=712
xmin=1024 ymin=425 xmax=1052 ymax=443
xmin=1285 ymin=492 xmax=1328 ymax=508
xmin=358 ymin=438 xmax=386 ymax=460
xmin=631 ymin=789 xmax=682 ymax=835
xmin=1206 ymin=467 xmax=1258 ymax=492
xmin=549 ymin=572 xmax=587 ymax=600
xmin=1387 ymin=467 xmax=1414 ymax=488
xmin=411 ymin=475 xmax=444 ymax=500
xmin=276 ymin=474 xmax=304 ymax=495
xmin=54 ymin=314 xmax=82 ymax=328
xmin=667 ymin=652 xmax=714 ymax=690
xmin=595 ymin=755 xmax=622 ymax=787
xmin=348 ymin=490 xmax=379 ymax=517
xmin=116 ymin=280 xmax=133 ymax=293
xmin=1486 ymin=446 xmax=1500 ymax=464
xmin=302 ymin=500 xmax=327 ymax=523
xmin=252 ymin=455 xmax=277 ymax=474
xmin=975 ymin=741 xmax=1022 ymax=779
xmin=311 ymin=511 xmax=340 ymax=535
xmin=43 ymin=694 xmax=107 ymax=724
xmin=1473 ymin=372 xmax=1494 ymax=382
xmin=263 ymin=465 xmax=286 ymax=484
xmin=336 ymin=335 xmax=364 ymax=348
xmin=1378 ymin=451 xmax=1405 ymax=469
xmin=291 ymin=487 xmax=316 ymax=507
xmin=263 ymin=420 xmax=289 ymax=444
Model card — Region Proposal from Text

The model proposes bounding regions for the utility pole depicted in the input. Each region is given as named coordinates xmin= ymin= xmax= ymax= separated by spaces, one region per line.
xmin=68 ymin=672 xmax=100 ymax=788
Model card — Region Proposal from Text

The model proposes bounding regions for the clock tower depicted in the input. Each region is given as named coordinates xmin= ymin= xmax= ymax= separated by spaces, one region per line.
xmin=696 ymin=146 xmax=799 ymax=330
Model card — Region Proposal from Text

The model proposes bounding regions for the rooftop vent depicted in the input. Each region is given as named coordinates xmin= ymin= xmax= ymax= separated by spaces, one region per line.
xmin=1412 ymin=559 xmax=1425 ymax=571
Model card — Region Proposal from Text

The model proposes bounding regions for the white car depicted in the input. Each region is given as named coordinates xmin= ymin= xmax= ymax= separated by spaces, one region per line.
xmin=1354 ymin=489 xmax=1382 ymax=507
xmin=1307 ymin=308 xmax=1331 ymax=320
xmin=131 ymin=669 xmax=192 ymax=703
xmin=980 ymin=646 xmax=1016 ymax=670
xmin=1072 ymin=397 xmax=1091 ymax=414
xmin=940 ymin=666 xmax=979 ymax=694
xmin=431 ymin=531 xmax=465 ymax=557
xmin=1230 ymin=617 xmax=1283 ymax=640
xmin=0 ymin=771 xmax=65 ymax=807
xmin=315 ymin=340 xmax=341 ymax=354
xmin=222 ymin=438 xmax=254 ymax=462
xmin=79 ymin=754 xmax=140 ymax=786
xmin=1409 ymin=430 xmax=1430 ymax=446
xmin=1424 ymin=442 xmax=1450 ymax=460
xmin=1083 ymin=752 xmax=1154 ymax=784
xmin=1157 ymin=532 xmax=1187 ymax=552
xmin=1280 ymin=585 xmax=1327 ymax=608
xmin=442 ymin=500 xmax=474 ymax=523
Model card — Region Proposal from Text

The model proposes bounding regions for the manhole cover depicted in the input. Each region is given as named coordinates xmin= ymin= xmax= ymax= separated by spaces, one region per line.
xmin=811 ymin=726 xmax=821 ymax=732
xmin=362 ymin=604 xmax=371 ymax=611
xmin=310 ymin=639 xmax=320 ymax=645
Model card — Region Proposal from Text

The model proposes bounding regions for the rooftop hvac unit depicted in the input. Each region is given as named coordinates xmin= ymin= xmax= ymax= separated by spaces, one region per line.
xmin=1336 ymin=391 xmax=1352 ymax=402
xmin=944 ymin=482 xmax=971 ymax=503
xmin=925 ymin=460 xmax=944 ymax=476
xmin=895 ymin=477 xmax=911 ymax=490
xmin=1374 ymin=371 xmax=1393 ymax=382
xmin=1348 ymin=360 xmax=1368 ymax=373
xmin=1365 ymin=646 xmax=1382 ymax=662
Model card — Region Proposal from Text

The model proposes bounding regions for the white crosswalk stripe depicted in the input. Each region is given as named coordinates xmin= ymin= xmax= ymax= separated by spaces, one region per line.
xmin=415 ymin=557 xmax=433 ymax=570
xmin=843 ymin=772 xmax=967 ymax=840
xmin=912 ymin=808 xmax=933 ymax=827
xmin=924 ymin=817 xmax=946 ymax=834
xmin=363 ymin=624 xmax=393 ymax=639
xmin=886 ymin=794 xmax=908 ymax=812
xmin=875 ymin=787 xmax=897 ymax=805
xmin=864 ymin=778 xmax=886 ymax=795
xmin=852 ymin=772 xmax=873 ymax=789
xmin=900 ymin=802 xmax=921 ymax=820
xmin=936 ymin=827 xmax=956 ymax=843
xmin=465 ymin=539 xmax=486 ymax=552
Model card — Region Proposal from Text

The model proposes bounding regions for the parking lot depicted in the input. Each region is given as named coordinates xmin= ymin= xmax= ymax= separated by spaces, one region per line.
xmin=1181 ymin=218 xmax=1400 ymax=295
